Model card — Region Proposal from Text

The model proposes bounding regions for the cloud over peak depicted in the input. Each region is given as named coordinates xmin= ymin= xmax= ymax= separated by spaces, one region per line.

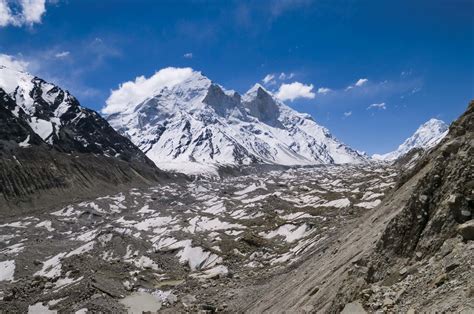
xmin=103 ymin=67 xmax=195 ymax=115
xmin=0 ymin=53 xmax=29 ymax=71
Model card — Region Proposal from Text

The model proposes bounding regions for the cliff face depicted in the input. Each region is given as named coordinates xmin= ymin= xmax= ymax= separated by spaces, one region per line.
xmin=236 ymin=101 xmax=473 ymax=313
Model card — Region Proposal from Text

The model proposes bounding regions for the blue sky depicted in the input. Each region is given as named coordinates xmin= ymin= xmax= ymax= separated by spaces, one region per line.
xmin=0 ymin=0 xmax=472 ymax=154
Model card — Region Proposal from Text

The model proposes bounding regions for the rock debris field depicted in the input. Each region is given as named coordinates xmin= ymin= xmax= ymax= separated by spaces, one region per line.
xmin=0 ymin=164 xmax=397 ymax=313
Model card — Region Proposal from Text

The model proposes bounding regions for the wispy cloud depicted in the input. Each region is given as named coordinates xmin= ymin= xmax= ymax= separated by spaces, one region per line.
xmin=262 ymin=73 xmax=276 ymax=85
xmin=183 ymin=52 xmax=193 ymax=59
xmin=343 ymin=111 xmax=352 ymax=117
xmin=367 ymin=102 xmax=386 ymax=110
xmin=278 ymin=72 xmax=295 ymax=80
xmin=54 ymin=51 xmax=70 ymax=58
xmin=276 ymin=81 xmax=315 ymax=101
xmin=312 ymin=74 xmax=423 ymax=111
xmin=317 ymin=87 xmax=331 ymax=94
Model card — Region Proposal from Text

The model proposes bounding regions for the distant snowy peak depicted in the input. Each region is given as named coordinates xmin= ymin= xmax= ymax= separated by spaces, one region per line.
xmin=0 ymin=65 xmax=152 ymax=164
xmin=373 ymin=118 xmax=449 ymax=161
xmin=107 ymin=69 xmax=366 ymax=174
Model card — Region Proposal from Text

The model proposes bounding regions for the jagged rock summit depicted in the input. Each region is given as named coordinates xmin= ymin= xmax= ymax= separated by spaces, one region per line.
xmin=373 ymin=118 xmax=449 ymax=161
xmin=106 ymin=69 xmax=366 ymax=175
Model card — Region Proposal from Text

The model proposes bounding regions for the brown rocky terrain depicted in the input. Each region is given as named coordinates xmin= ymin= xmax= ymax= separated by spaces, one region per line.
xmin=233 ymin=101 xmax=473 ymax=313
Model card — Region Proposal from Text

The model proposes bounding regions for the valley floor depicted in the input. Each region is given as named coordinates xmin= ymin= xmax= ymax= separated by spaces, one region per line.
xmin=0 ymin=164 xmax=399 ymax=312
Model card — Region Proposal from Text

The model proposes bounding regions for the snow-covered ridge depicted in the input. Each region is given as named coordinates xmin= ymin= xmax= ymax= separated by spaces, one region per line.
xmin=106 ymin=69 xmax=367 ymax=174
xmin=0 ymin=65 xmax=78 ymax=144
xmin=373 ymin=118 xmax=448 ymax=161
xmin=0 ymin=65 xmax=151 ymax=164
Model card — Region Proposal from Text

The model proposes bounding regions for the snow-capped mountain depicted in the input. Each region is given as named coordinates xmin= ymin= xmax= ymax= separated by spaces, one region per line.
xmin=106 ymin=70 xmax=366 ymax=174
xmin=372 ymin=118 xmax=449 ymax=161
xmin=0 ymin=65 xmax=152 ymax=165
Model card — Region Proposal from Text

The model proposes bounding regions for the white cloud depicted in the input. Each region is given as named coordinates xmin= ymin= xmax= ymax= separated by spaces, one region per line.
xmin=279 ymin=72 xmax=295 ymax=80
xmin=355 ymin=78 xmax=368 ymax=86
xmin=346 ymin=78 xmax=369 ymax=90
xmin=317 ymin=87 xmax=331 ymax=94
xmin=367 ymin=102 xmax=386 ymax=110
xmin=343 ymin=111 xmax=352 ymax=117
xmin=21 ymin=0 xmax=46 ymax=24
xmin=0 ymin=53 xmax=29 ymax=71
xmin=103 ymin=67 xmax=195 ymax=115
xmin=276 ymin=81 xmax=315 ymax=101
xmin=0 ymin=0 xmax=13 ymax=27
xmin=55 ymin=51 xmax=70 ymax=58
xmin=183 ymin=52 xmax=193 ymax=59
xmin=0 ymin=0 xmax=47 ymax=27
xmin=262 ymin=73 xmax=275 ymax=85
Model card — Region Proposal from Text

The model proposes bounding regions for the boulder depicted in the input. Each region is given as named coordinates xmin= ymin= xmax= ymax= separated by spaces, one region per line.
xmin=457 ymin=220 xmax=474 ymax=241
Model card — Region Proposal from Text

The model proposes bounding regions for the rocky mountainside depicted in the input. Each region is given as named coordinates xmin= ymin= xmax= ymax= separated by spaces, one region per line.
xmin=373 ymin=118 xmax=448 ymax=161
xmin=235 ymin=101 xmax=473 ymax=312
xmin=107 ymin=70 xmax=366 ymax=175
xmin=0 ymin=66 xmax=166 ymax=214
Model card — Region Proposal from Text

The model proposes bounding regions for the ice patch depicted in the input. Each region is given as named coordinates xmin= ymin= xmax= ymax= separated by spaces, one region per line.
xmin=28 ymin=302 xmax=57 ymax=314
xmin=260 ymin=224 xmax=312 ymax=243
xmin=323 ymin=198 xmax=350 ymax=208
xmin=0 ymin=260 xmax=15 ymax=281
xmin=36 ymin=220 xmax=54 ymax=232
xmin=190 ymin=265 xmax=228 ymax=279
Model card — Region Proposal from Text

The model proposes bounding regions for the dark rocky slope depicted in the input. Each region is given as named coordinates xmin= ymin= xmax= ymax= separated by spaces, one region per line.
xmin=234 ymin=100 xmax=473 ymax=312
xmin=0 ymin=68 xmax=169 ymax=216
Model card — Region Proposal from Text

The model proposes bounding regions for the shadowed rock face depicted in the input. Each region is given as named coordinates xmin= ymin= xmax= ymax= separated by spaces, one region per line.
xmin=242 ymin=86 xmax=283 ymax=128
xmin=202 ymin=84 xmax=244 ymax=118
xmin=0 ymin=69 xmax=168 ymax=214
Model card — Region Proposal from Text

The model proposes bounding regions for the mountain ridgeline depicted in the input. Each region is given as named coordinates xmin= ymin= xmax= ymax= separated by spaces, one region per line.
xmin=106 ymin=71 xmax=367 ymax=175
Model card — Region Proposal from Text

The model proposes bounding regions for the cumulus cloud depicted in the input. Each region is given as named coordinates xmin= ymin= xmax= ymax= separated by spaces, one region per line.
xmin=317 ymin=87 xmax=331 ymax=94
xmin=276 ymin=81 xmax=315 ymax=101
xmin=54 ymin=51 xmax=70 ymax=58
xmin=367 ymin=102 xmax=386 ymax=110
xmin=0 ymin=53 xmax=29 ymax=71
xmin=21 ymin=0 xmax=46 ymax=23
xmin=0 ymin=0 xmax=48 ymax=27
xmin=262 ymin=73 xmax=275 ymax=85
xmin=103 ymin=67 xmax=195 ymax=115
xmin=183 ymin=52 xmax=193 ymax=59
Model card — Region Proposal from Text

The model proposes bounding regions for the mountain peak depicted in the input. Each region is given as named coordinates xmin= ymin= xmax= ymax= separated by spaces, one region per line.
xmin=244 ymin=83 xmax=273 ymax=100
xmin=107 ymin=71 xmax=366 ymax=174
xmin=373 ymin=118 xmax=449 ymax=161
